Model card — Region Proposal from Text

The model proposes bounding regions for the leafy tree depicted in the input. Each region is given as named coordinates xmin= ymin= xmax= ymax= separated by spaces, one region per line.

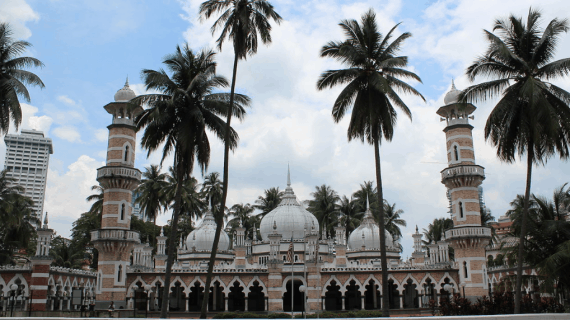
xmin=133 ymin=45 xmax=248 ymax=318
xmin=352 ymin=181 xmax=378 ymax=214
xmin=254 ymin=187 xmax=283 ymax=217
xmin=422 ymin=217 xmax=454 ymax=246
xmin=165 ymin=166 xmax=207 ymax=221
xmin=227 ymin=203 xmax=259 ymax=240
xmin=198 ymin=1 xmax=282 ymax=317
xmin=382 ymin=200 xmax=406 ymax=247
xmin=462 ymin=9 xmax=570 ymax=312
xmin=337 ymin=195 xmax=361 ymax=240
xmin=317 ymin=10 xmax=424 ymax=315
xmin=0 ymin=169 xmax=37 ymax=264
xmin=135 ymin=165 xmax=168 ymax=245
xmin=201 ymin=172 xmax=223 ymax=210
xmin=0 ymin=23 xmax=45 ymax=135
xmin=51 ymin=236 xmax=83 ymax=269
xmin=70 ymin=211 xmax=101 ymax=269
xmin=307 ymin=185 xmax=340 ymax=239
xmin=86 ymin=185 xmax=104 ymax=216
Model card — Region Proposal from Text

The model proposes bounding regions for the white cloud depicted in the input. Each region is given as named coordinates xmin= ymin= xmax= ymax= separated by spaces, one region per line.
xmin=0 ymin=0 xmax=39 ymax=39
xmin=44 ymin=155 xmax=105 ymax=237
xmin=57 ymin=95 xmax=76 ymax=106
xmin=95 ymin=128 xmax=108 ymax=142
xmin=53 ymin=126 xmax=81 ymax=142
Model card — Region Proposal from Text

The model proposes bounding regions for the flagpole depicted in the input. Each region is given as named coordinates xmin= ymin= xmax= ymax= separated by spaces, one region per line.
xmin=291 ymin=232 xmax=294 ymax=319
xmin=303 ymin=229 xmax=307 ymax=319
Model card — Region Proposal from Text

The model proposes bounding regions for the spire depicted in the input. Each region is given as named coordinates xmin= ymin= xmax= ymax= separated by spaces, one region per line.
xmin=160 ymin=226 xmax=164 ymax=237
xmin=287 ymin=163 xmax=291 ymax=187
xmin=366 ymin=194 xmax=370 ymax=211
xmin=416 ymin=225 xmax=418 ymax=233
xmin=125 ymin=76 xmax=129 ymax=87
xmin=451 ymin=78 xmax=456 ymax=90
xmin=43 ymin=212 xmax=49 ymax=228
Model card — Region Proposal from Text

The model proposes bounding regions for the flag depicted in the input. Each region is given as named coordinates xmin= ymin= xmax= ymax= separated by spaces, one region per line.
xmin=287 ymin=238 xmax=294 ymax=263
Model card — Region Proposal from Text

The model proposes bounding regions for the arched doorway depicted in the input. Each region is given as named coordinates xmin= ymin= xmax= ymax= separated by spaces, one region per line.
xmin=345 ymin=280 xmax=361 ymax=310
xmin=248 ymin=281 xmax=265 ymax=311
xmin=403 ymin=279 xmax=418 ymax=308
xmin=388 ymin=280 xmax=400 ymax=309
xmin=208 ymin=281 xmax=225 ymax=311
xmin=283 ymin=279 xmax=304 ymax=312
xmin=133 ymin=281 xmax=147 ymax=310
xmin=422 ymin=279 xmax=436 ymax=307
xmin=364 ymin=280 xmax=380 ymax=310
xmin=169 ymin=281 xmax=186 ymax=311
xmin=324 ymin=280 xmax=342 ymax=311
xmin=188 ymin=282 xmax=204 ymax=311
xmin=228 ymin=281 xmax=245 ymax=311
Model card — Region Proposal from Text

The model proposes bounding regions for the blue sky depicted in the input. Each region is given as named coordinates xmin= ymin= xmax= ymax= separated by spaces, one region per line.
xmin=1 ymin=0 xmax=570 ymax=259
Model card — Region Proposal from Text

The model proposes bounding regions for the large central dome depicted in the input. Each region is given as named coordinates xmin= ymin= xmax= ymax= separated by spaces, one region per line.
xmin=259 ymin=168 xmax=319 ymax=240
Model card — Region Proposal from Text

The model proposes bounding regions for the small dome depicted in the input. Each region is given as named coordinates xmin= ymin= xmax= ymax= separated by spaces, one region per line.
xmin=114 ymin=78 xmax=136 ymax=102
xmin=347 ymin=198 xmax=393 ymax=250
xmin=443 ymin=80 xmax=462 ymax=105
xmin=259 ymin=167 xmax=319 ymax=240
xmin=186 ymin=211 xmax=230 ymax=251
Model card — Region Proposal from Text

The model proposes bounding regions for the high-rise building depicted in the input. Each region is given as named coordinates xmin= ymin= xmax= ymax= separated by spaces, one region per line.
xmin=3 ymin=129 xmax=53 ymax=222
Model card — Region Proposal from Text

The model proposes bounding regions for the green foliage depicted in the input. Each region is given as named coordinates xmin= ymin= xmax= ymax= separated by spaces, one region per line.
xmin=227 ymin=203 xmax=258 ymax=239
xmin=0 ymin=23 xmax=45 ymax=134
xmin=254 ymin=187 xmax=284 ymax=218
xmin=70 ymin=211 xmax=100 ymax=269
xmin=51 ymin=236 xmax=84 ymax=269
xmin=307 ymin=185 xmax=340 ymax=239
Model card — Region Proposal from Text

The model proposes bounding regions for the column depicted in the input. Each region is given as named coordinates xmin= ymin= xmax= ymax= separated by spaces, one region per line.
xmin=341 ymin=296 xmax=345 ymax=310
xmin=360 ymin=296 xmax=364 ymax=310
xmin=245 ymin=298 xmax=248 ymax=311
xmin=399 ymin=294 xmax=403 ymax=309
xmin=225 ymin=297 xmax=228 ymax=311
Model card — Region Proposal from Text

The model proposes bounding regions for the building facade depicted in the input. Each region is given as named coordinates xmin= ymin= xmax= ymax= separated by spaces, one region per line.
xmin=0 ymin=82 xmax=543 ymax=315
xmin=3 ymin=129 xmax=53 ymax=222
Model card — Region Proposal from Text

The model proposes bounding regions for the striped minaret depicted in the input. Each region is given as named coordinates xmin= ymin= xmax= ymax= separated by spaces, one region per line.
xmin=91 ymin=79 xmax=142 ymax=309
xmin=437 ymin=81 xmax=491 ymax=299
xmin=30 ymin=213 xmax=54 ymax=311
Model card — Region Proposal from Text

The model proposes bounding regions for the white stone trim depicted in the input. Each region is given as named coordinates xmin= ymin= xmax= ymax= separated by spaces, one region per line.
xmin=446 ymin=134 xmax=473 ymax=142
xmin=449 ymin=187 xmax=479 ymax=193
xmin=30 ymin=285 xmax=48 ymax=290
xmin=31 ymin=273 xmax=49 ymax=277
xmin=31 ymin=299 xmax=47 ymax=303
xmin=109 ymin=134 xmax=135 ymax=141
xmin=104 ymin=189 xmax=132 ymax=194
xmin=100 ymin=288 xmax=127 ymax=292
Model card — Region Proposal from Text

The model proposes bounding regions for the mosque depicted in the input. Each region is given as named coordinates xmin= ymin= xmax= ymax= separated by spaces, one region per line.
xmin=0 ymin=81 xmax=535 ymax=314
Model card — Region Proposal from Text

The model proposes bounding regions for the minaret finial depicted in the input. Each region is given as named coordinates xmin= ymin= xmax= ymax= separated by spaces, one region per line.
xmin=366 ymin=194 xmax=370 ymax=211
xmin=416 ymin=225 xmax=419 ymax=233
xmin=125 ymin=76 xmax=129 ymax=87
xmin=451 ymin=78 xmax=456 ymax=90
xmin=43 ymin=212 xmax=48 ymax=228
xmin=287 ymin=163 xmax=291 ymax=187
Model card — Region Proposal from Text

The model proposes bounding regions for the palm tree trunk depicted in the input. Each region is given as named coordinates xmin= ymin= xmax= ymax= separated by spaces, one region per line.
xmin=160 ymin=164 xmax=184 ymax=318
xmin=153 ymin=215 xmax=157 ymax=248
xmin=200 ymin=53 xmax=239 ymax=319
xmin=374 ymin=139 xmax=390 ymax=316
xmin=514 ymin=143 xmax=533 ymax=314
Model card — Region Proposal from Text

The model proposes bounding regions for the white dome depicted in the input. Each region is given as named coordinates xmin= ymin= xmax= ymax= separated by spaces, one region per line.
xmin=259 ymin=170 xmax=319 ymax=240
xmin=114 ymin=78 xmax=136 ymax=102
xmin=443 ymin=80 xmax=462 ymax=105
xmin=186 ymin=211 xmax=230 ymax=251
xmin=347 ymin=203 xmax=393 ymax=250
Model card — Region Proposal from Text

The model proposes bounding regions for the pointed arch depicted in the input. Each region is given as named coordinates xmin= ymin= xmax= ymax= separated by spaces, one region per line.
xmin=343 ymin=274 xmax=364 ymax=294
xmin=321 ymin=275 xmax=343 ymax=295
xmin=419 ymin=273 xmax=437 ymax=287
xmin=6 ymin=274 xmax=29 ymax=296
xmin=281 ymin=275 xmax=307 ymax=295
xmin=169 ymin=276 xmax=188 ymax=294
xmin=71 ymin=278 xmax=79 ymax=288
xmin=225 ymin=276 xmax=248 ymax=295
xmin=127 ymin=276 xmax=147 ymax=297
xmin=363 ymin=274 xmax=381 ymax=288
xmin=0 ymin=276 xmax=6 ymax=295
xmin=400 ymin=273 xmax=420 ymax=291
xmin=246 ymin=276 xmax=267 ymax=295
xmin=436 ymin=272 xmax=458 ymax=291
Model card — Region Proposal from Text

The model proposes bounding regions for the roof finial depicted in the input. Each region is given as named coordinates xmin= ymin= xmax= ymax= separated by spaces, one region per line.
xmin=366 ymin=194 xmax=370 ymax=211
xmin=287 ymin=163 xmax=291 ymax=187
xmin=451 ymin=78 xmax=456 ymax=90
xmin=125 ymin=76 xmax=129 ymax=87
xmin=160 ymin=226 xmax=164 ymax=237
xmin=416 ymin=225 xmax=418 ymax=233
xmin=43 ymin=212 xmax=48 ymax=228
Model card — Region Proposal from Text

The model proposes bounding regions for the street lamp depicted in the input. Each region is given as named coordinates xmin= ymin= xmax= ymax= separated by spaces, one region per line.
xmin=132 ymin=284 xmax=139 ymax=318
xmin=298 ymin=285 xmax=307 ymax=319
xmin=144 ymin=284 xmax=152 ymax=318
xmin=10 ymin=283 xmax=18 ymax=317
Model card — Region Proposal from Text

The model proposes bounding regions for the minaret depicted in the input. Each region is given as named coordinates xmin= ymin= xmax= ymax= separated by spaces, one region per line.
xmin=437 ymin=81 xmax=491 ymax=300
xmin=30 ymin=213 xmax=54 ymax=311
xmin=411 ymin=226 xmax=424 ymax=265
xmin=91 ymin=79 xmax=142 ymax=308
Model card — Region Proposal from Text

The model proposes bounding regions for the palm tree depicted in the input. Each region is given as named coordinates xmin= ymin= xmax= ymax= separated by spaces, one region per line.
xmin=254 ymin=187 xmax=283 ymax=217
xmin=462 ymin=9 xmax=570 ymax=312
xmin=337 ymin=195 xmax=361 ymax=240
xmin=164 ymin=166 xmax=207 ymax=221
xmin=132 ymin=45 xmax=249 ymax=318
xmin=352 ymin=181 xmax=377 ymax=214
xmin=317 ymin=9 xmax=424 ymax=315
xmin=201 ymin=172 xmax=224 ymax=211
xmin=198 ymin=3 xmax=282 ymax=316
xmin=553 ymin=183 xmax=570 ymax=220
xmin=0 ymin=23 xmax=45 ymax=135
xmin=86 ymin=185 xmax=104 ymax=217
xmin=382 ymin=200 xmax=406 ymax=245
xmin=308 ymin=185 xmax=340 ymax=239
xmin=227 ymin=203 xmax=258 ymax=239
xmin=0 ymin=169 xmax=25 ymax=227
xmin=135 ymin=165 xmax=169 ymax=245
xmin=422 ymin=217 xmax=454 ymax=246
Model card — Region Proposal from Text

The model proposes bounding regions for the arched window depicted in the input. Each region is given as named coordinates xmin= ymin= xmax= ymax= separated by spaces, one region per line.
xmin=117 ymin=265 xmax=122 ymax=282
xmin=463 ymin=261 xmax=468 ymax=278
xmin=454 ymin=145 xmax=459 ymax=161
xmin=124 ymin=145 xmax=129 ymax=162
xmin=120 ymin=203 xmax=125 ymax=220
xmin=459 ymin=201 xmax=464 ymax=218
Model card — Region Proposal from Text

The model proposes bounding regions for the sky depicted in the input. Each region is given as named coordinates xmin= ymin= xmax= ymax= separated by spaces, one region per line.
xmin=1 ymin=0 xmax=569 ymax=259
